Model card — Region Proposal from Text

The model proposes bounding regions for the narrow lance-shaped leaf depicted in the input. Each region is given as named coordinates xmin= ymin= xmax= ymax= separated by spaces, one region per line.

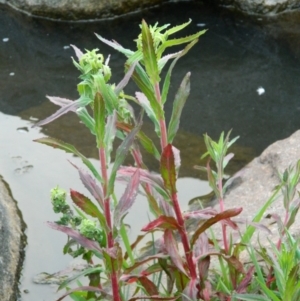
xmin=129 ymin=62 xmax=164 ymax=121
xmin=114 ymin=61 xmax=137 ymax=95
xmin=69 ymin=162 xmax=103 ymax=208
xmin=33 ymin=96 xmax=91 ymax=127
xmin=114 ymin=168 xmax=140 ymax=228
xmin=45 ymin=95 xmax=75 ymax=108
xmin=161 ymin=39 xmax=198 ymax=104
xmin=70 ymin=44 xmax=84 ymax=60
xmin=56 ymin=285 xmax=112 ymax=301
xmin=164 ymin=229 xmax=188 ymax=276
xmin=117 ymin=166 xmax=169 ymax=200
xmin=157 ymin=29 xmax=207 ymax=59
xmin=108 ymin=122 xmax=141 ymax=196
xmin=94 ymin=92 xmax=106 ymax=148
xmin=142 ymin=215 xmax=180 ymax=232
xmin=160 ymin=144 xmax=177 ymax=194
xmin=190 ymin=208 xmax=243 ymax=247
xmin=47 ymin=222 xmax=102 ymax=253
xmin=182 ymin=279 xmax=198 ymax=301
xmin=139 ymin=276 xmax=159 ymax=296
xmin=141 ymin=19 xmax=160 ymax=84
xmin=104 ymin=111 xmax=117 ymax=165
xmin=135 ymin=92 xmax=160 ymax=136
xmin=116 ymin=121 xmax=160 ymax=160
xmin=93 ymin=73 xmax=118 ymax=114
xmin=95 ymin=33 xmax=134 ymax=57
xmin=34 ymin=137 xmax=102 ymax=182
xmin=167 ymin=72 xmax=190 ymax=143
xmin=70 ymin=190 xmax=106 ymax=229
xmin=58 ymin=266 xmax=104 ymax=290
xmin=165 ymin=19 xmax=192 ymax=36
xmin=76 ymin=107 xmax=96 ymax=135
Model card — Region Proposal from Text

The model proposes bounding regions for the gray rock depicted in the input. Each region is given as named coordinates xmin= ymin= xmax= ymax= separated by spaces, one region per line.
xmin=0 ymin=177 xmax=24 ymax=301
xmin=217 ymin=0 xmax=300 ymax=15
xmin=223 ymin=130 xmax=300 ymax=249
xmin=4 ymin=0 xmax=169 ymax=20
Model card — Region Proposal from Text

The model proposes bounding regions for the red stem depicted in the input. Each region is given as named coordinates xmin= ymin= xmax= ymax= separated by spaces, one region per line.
xmin=99 ymin=147 xmax=121 ymax=301
xmin=172 ymin=192 xmax=197 ymax=279
xmin=155 ymin=81 xmax=196 ymax=279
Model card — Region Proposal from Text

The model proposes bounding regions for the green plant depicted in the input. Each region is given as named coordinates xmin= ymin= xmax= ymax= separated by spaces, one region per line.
xmin=34 ymin=19 xmax=300 ymax=301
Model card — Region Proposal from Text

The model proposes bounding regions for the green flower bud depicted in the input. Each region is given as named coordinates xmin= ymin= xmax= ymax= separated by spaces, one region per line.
xmin=79 ymin=49 xmax=111 ymax=81
xmin=50 ymin=186 xmax=67 ymax=213
xmin=79 ymin=219 xmax=104 ymax=245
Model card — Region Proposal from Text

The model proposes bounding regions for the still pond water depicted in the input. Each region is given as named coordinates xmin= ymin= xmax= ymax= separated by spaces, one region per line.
xmin=1 ymin=1 xmax=300 ymax=300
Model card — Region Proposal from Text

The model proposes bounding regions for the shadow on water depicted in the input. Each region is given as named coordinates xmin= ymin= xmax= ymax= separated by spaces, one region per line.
xmin=1 ymin=1 xmax=300 ymax=300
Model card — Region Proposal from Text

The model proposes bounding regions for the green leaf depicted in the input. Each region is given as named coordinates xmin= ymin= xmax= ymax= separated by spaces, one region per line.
xmin=93 ymin=73 xmax=117 ymax=114
xmin=34 ymin=137 xmax=101 ymax=182
xmin=232 ymin=293 xmax=271 ymax=301
xmin=165 ymin=19 xmax=192 ymax=36
xmin=76 ymin=107 xmax=95 ymax=135
xmin=141 ymin=19 xmax=160 ymax=84
xmin=157 ymin=29 xmax=207 ymax=59
xmin=160 ymin=144 xmax=177 ymax=194
xmin=58 ymin=266 xmax=103 ymax=290
xmin=239 ymin=183 xmax=282 ymax=247
xmin=167 ymin=72 xmax=190 ymax=143
xmin=129 ymin=63 xmax=163 ymax=121
xmin=94 ymin=92 xmax=105 ymax=148
xmin=161 ymin=39 xmax=198 ymax=104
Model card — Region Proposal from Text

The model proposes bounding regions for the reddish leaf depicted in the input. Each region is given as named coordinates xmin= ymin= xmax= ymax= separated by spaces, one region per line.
xmin=46 ymin=96 xmax=74 ymax=108
xmin=124 ymin=254 xmax=168 ymax=274
xmin=160 ymin=144 xmax=177 ymax=194
xmin=34 ymin=97 xmax=90 ymax=127
xmin=70 ymin=162 xmax=104 ymax=208
xmin=191 ymin=208 xmax=243 ymax=247
xmin=108 ymin=123 xmax=141 ymax=196
xmin=141 ymin=215 xmax=180 ymax=232
xmin=139 ymin=276 xmax=159 ymax=296
xmin=236 ymin=266 xmax=255 ymax=293
xmin=114 ymin=61 xmax=137 ymax=95
xmin=222 ymin=254 xmax=245 ymax=275
xmin=70 ymin=44 xmax=84 ymax=60
xmin=70 ymin=190 xmax=105 ymax=227
xmin=118 ymin=166 xmax=168 ymax=199
xmin=47 ymin=222 xmax=102 ymax=253
xmin=182 ymin=279 xmax=198 ymax=301
xmin=164 ymin=229 xmax=188 ymax=276
xmin=114 ymin=169 xmax=140 ymax=228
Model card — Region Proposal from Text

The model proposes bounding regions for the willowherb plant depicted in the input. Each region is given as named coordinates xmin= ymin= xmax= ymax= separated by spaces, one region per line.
xmin=34 ymin=19 xmax=300 ymax=301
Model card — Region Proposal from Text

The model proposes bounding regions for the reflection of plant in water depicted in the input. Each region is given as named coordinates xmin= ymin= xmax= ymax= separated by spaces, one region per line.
xmin=34 ymin=19 xmax=300 ymax=301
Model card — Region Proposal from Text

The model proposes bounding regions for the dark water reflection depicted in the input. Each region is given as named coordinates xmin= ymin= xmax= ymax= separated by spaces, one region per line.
xmin=2 ymin=2 xmax=300 ymax=169
xmin=1 ymin=1 xmax=300 ymax=300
